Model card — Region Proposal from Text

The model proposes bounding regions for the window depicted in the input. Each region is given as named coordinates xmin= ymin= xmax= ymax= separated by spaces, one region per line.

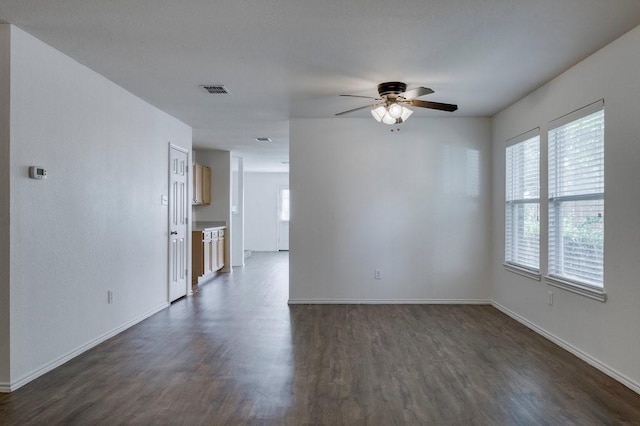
xmin=279 ymin=188 xmax=290 ymax=221
xmin=505 ymin=131 xmax=540 ymax=272
xmin=548 ymin=100 xmax=604 ymax=289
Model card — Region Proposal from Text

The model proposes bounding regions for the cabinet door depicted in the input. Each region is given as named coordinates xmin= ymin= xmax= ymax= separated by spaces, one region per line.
xmin=193 ymin=164 xmax=203 ymax=205
xmin=191 ymin=231 xmax=205 ymax=284
xmin=203 ymin=235 xmax=211 ymax=274
xmin=217 ymin=236 xmax=224 ymax=270
xmin=211 ymin=233 xmax=219 ymax=272
xmin=202 ymin=166 xmax=211 ymax=205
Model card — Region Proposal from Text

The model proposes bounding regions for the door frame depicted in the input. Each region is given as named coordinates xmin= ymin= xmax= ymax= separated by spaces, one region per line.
xmin=168 ymin=143 xmax=192 ymax=302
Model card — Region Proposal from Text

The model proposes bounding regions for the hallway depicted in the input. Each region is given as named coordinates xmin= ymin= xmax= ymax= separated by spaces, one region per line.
xmin=1 ymin=252 xmax=640 ymax=424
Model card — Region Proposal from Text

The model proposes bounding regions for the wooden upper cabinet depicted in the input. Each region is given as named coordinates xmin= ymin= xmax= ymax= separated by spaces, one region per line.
xmin=192 ymin=163 xmax=211 ymax=206
xmin=202 ymin=165 xmax=211 ymax=205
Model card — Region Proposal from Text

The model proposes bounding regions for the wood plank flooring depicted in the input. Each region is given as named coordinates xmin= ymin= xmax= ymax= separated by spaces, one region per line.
xmin=1 ymin=251 xmax=639 ymax=424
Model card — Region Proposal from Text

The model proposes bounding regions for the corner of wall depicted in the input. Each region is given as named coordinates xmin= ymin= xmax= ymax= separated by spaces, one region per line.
xmin=4 ymin=24 xmax=192 ymax=390
xmin=489 ymin=24 xmax=640 ymax=391
xmin=0 ymin=23 xmax=11 ymax=388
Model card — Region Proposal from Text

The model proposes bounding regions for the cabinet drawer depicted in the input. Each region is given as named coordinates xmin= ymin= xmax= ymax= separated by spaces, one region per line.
xmin=218 ymin=229 xmax=225 ymax=238
xmin=203 ymin=231 xmax=212 ymax=240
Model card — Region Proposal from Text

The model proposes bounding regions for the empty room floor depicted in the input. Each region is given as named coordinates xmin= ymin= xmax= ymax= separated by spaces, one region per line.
xmin=1 ymin=251 xmax=639 ymax=424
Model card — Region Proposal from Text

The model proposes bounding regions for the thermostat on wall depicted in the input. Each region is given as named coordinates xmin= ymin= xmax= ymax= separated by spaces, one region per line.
xmin=29 ymin=166 xmax=47 ymax=180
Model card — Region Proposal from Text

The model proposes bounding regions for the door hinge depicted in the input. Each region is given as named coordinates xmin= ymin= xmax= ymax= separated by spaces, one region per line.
xmin=185 ymin=269 xmax=188 ymax=276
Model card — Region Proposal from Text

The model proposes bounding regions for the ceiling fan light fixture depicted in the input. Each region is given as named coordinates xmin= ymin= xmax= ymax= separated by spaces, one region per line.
xmin=382 ymin=113 xmax=397 ymax=125
xmin=336 ymin=82 xmax=457 ymax=124
xmin=400 ymin=106 xmax=413 ymax=121
xmin=371 ymin=105 xmax=386 ymax=122
xmin=387 ymin=102 xmax=403 ymax=119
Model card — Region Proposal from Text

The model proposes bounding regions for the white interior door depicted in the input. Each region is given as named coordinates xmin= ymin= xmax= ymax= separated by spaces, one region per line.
xmin=169 ymin=144 xmax=189 ymax=302
xmin=277 ymin=185 xmax=290 ymax=251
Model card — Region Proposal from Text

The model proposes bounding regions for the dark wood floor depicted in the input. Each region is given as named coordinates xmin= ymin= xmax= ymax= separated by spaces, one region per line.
xmin=1 ymin=252 xmax=639 ymax=425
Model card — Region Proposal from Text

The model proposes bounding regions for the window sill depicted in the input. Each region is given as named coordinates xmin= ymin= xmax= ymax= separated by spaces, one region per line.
xmin=544 ymin=275 xmax=607 ymax=303
xmin=503 ymin=263 xmax=541 ymax=281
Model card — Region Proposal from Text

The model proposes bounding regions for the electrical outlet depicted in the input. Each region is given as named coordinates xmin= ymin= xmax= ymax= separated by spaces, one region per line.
xmin=107 ymin=290 xmax=113 ymax=304
xmin=374 ymin=269 xmax=382 ymax=280
xmin=547 ymin=291 xmax=553 ymax=306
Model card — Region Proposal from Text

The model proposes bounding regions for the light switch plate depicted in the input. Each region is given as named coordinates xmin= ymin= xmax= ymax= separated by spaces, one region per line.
xmin=161 ymin=195 xmax=168 ymax=205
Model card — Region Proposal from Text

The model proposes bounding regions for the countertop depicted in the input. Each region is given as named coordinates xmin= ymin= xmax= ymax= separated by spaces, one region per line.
xmin=192 ymin=221 xmax=227 ymax=231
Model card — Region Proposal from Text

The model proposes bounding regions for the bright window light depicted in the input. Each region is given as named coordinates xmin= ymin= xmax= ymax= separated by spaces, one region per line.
xmin=505 ymin=132 xmax=540 ymax=271
xmin=548 ymin=102 xmax=604 ymax=288
xmin=280 ymin=189 xmax=290 ymax=221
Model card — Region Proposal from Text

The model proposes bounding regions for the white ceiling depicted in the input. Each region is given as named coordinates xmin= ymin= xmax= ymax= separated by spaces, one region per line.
xmin=2 ymin=0 xmax=640 ymax=172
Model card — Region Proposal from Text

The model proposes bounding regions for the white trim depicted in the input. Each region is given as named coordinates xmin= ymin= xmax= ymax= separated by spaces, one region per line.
xmin=168 ymin=143 xmax=189 ymax=154
xmin=544 ymin=275 xmax=607 ymax=302
xmin=503 ymin=263 xmax=542 ymax=281
xmin=187 ymin=148 xmax=194 ymax=296
xmin=288 ymin=299 xmax=492 ymax=305
xmin=492 ymin=301 xmax=639 ymax=395
xmin=2 ymin=302 xmax=169 ymax=393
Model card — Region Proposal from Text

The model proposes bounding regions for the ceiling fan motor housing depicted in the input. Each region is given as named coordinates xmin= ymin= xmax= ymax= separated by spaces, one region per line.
xmin=377 ymin=82 xmax=407 ymax=98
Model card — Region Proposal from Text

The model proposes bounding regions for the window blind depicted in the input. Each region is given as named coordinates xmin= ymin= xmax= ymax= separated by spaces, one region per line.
xmin=505 ymin=133 xmax=540 ymax=270
xmin=548 ymin=102 xmax=604 ymax=287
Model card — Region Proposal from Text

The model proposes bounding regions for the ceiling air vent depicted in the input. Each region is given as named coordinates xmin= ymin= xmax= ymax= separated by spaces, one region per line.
xmin=200 ymin=85 xmax=229 ymax=94
xmin=255 ymin=137 xmax=272 ymax=142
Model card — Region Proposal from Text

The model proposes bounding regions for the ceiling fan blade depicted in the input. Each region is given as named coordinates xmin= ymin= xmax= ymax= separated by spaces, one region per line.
xmin=410 ymin=99 xmax=458 ymax=112
xmin=339 ymin=94 xmax=380 ymax=100
xmin=335 ymin=104 xmax=378 ymax=116
xmin=400 ymin=86 xmax=434 ymax=99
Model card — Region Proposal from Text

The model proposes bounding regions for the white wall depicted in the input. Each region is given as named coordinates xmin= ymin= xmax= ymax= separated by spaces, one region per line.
xmin=491 ymin=25 xmax=640 ymax=391
xmin=0 ymin=25 xmax=11 ymax=386
xmin=4 ymin=26 xmax=192 ymax=390
xmin=192 ymin=149 xmax=232 ymax=270
xmin=290 ymin=118 xmax=492 ymax=303
xmin=244 ymin=172 xmax=289 ymax=252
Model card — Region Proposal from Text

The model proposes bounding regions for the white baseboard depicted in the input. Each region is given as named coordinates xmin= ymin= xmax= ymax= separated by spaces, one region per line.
xmin=288 ymin=298 xmax=492 ymax=305
xmin=491 ymin=301 xmax=640 ymax=395
xmin=2 ymin=302 xmax=169 ymax=393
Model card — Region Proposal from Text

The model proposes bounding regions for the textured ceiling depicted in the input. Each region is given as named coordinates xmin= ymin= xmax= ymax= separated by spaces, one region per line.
xmin=2 ymin=0 xmax=640 ymax=171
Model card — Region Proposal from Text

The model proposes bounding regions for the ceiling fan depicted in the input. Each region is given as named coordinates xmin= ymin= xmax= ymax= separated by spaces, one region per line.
xmin=335 ymin=82 xmax=458 ymax=125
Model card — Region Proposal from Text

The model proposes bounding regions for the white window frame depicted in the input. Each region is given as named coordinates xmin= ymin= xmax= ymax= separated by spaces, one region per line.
xmin=504 ymin=129 xmax=541 ymax=279
xmin=545 ymin=100 xmax=606 ymax=302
